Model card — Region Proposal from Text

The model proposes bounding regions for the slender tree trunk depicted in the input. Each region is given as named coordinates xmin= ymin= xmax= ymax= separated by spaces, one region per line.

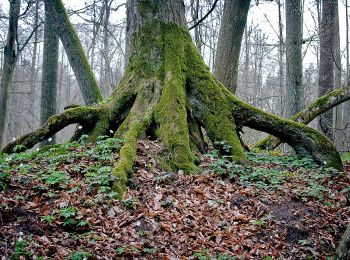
xmin=333 ymin=0 xmax=343 ymax=149
xmin=318 ymin=0 xmax=336 ymax=140
xmin=43 ymin=0 xmax=102 ymax=105
xmin=213 ymin=0 xmax=251 ymax=94
xmin=346 ymin=0 xmax=350 ymax=150
xmin=40 ymin=3 xmax=59 ymax=147
xmin=277 ymin=0 xmax=285 ymax=116
xmin=29 ymin=0 xmax=40 ymax=127
xmin=191 ymin=0 xmax=202 ymax=53
xmin=243 ymin=25 xmax=250 ymax=97
xmin=101 ymin=0 xmax=112 ymax=98
xmin=285 ymin=0 xmax=303 ymax=118
xmin=0 ymin=0 xmax=21 ymax=148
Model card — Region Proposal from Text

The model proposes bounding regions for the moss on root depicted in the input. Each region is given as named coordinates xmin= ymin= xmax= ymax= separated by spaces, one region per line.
xmin=185 ymin=39 xmax=246 ymax=161
xmin=155 ymin=24 xmax=196 ymax=172
xmin=112 ymin=119 xmax=144 ymax=199
xmin=254 ymin=87 xmax=350 ymax=150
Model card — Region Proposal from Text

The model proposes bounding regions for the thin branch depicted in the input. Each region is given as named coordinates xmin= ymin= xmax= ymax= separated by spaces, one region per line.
xmin=188 ymin=0 xmax=219 ymax=30
xmin=18 ymin=21 xmax=43 ymax=53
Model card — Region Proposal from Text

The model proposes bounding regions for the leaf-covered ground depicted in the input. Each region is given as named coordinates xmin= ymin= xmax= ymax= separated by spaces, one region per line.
xmin=0 ymin=137 xmax=349 ymax=259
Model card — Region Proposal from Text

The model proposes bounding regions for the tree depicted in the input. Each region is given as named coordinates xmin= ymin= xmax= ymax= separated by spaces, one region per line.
xmin=0 ymin=0 xmax=21 ymax=148
xmin=29 ymin=0 xmax=40 ymax=123
xmin=284 ymin=0 xmax=303 ymax=118
xmin=214 ymin=0 xmax=251 ymax=94
xmin=318 ymin=0 xmax=336 ymax=141
xmin=1 ymin=0 xmax=343 ymax=199
xmin=40 ymin=2 xmax=59 ymax=147
xmin=333 ymin=0 xmax=343 ymax=149
xmin=44 ymin=0 xmax=102 ymax=105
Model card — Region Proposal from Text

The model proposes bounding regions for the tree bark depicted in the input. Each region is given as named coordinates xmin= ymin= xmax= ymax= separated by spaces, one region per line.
xmin=277 ymin=0 xmax=285 ymax=116
xmin=213 ymin=0 xmax=251 ymax=94
xmin=345 ymin=0 xmax=350 ymax=151
xmin=40 ymin=3 xmax=59 ymax=147
xmin=285 ymin=0 xmax=303 ymax=118
xmin=43 ymin=0 xmax=102 ymax=105
xmin=318 ymin=0 xmax=336 ymax=140
xmin=333 ymin=0 xmax=343 ymax=149
xmin=0 ymin=0 xmax=21 ymax=148
xmin=29 ymin=0 xmax=40 ymax=126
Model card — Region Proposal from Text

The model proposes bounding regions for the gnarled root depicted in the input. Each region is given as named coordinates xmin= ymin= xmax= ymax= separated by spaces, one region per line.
xmin=2 ymin=106 xmax=100 ymax=154
xmin=254 ymin=86 xmax=350 ymax=150
xmin=230 ymin=101 xmax=343 ymax=170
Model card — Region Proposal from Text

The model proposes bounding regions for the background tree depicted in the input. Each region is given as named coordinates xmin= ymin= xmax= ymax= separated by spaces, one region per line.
xmin=40 ymin=2 xmax=59 ymax=147
xmin=318 ymin=0 xmax=336 ymax=140
xmin=284 ymin=0 xmax=303 ymax=118
xmin=213 ymin=0 xmax=251 ymax=94
xmin=0 ymin=0 xmax=21 ymax=148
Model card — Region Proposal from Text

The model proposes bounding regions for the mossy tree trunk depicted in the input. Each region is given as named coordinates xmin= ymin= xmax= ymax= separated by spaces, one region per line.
xmin=44 ymin=0 xmax=102 ymax=105
xmin=2 ymin=0 xmax=343 ymax=198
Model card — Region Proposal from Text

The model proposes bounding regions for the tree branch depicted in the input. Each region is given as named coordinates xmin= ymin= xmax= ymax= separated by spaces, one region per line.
xmin=188 ymin=0 xmax=219 ymax=30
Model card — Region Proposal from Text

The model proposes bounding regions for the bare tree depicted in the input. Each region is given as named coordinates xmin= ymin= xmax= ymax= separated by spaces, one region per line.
xmin=0 ymin=0 xmax=21 ymax=148
xmin=40 ymin=2 xmax=59 ymax=147
xmin=318 ymin=0 xmax=336 ymax=140
xmin=285 ymin=0 xmax=303 ymax=118
xmin=213 ymin=0 xmax=251 ymax=94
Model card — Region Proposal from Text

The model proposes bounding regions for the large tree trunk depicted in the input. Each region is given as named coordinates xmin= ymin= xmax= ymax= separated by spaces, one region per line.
xmin=0 ymin=0 xmax=21 ymax=148
xmin=40 ymin=3 xmax=59 ymax=147
xmin=285 ymin=0 xmax=303 ymax=117
xmin=213 ymin=0 xmax=251 ymax=94
xmin=43 ymin=0 xmax=102 ymax=105
xmin=2 ymin=0 xmax=343 ymax=200
xmin=318 ymin=0 xmax=336 ymax=140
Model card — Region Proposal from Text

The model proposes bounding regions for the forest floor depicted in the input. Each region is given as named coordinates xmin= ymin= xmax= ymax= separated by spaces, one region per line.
xmin=0 ymin=137 xmax=349 ymax=259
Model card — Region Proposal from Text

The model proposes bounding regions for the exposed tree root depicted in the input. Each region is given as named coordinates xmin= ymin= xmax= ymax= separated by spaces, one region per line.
xmin=1 ymin=22 xmax=343 ymax=200
xmin=254 ymin=86 xmax=350 ymax=150
xmin=2 ymin=106 xmax=100 ymax=153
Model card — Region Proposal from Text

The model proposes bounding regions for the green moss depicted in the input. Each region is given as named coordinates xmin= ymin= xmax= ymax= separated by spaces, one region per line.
xmin=112 ymin=119 xmax=144 ymax=199
xmin=255 ymin=88 xmax=347 ymax=150
xmin=229 ymin=95 xmax=343 ymax=170
xmin=50 ymin=0 xmax=102 ymax=105
xmin=185 ymin=40 xmax=246 ymax=161
xmin=154 ymin=24 xmax=196 ymax=172
xmin=88 ymin=106 xmax=111 ymax=141
xmin=307 ymin=88 xmax=344 ymax=111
